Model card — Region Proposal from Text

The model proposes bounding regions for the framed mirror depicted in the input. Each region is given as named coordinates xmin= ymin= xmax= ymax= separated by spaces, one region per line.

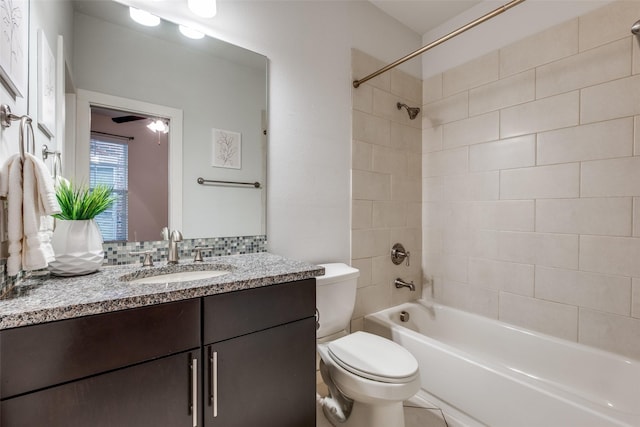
xmin=68 ymin=1 xmax=268 ymax=241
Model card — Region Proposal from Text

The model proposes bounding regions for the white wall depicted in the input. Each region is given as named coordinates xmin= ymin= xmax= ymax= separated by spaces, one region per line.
xmin=118 ymin=0 xmax=422 ymax=264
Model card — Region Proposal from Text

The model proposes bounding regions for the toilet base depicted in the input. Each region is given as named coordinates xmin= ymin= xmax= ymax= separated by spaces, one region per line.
xmin=325 ymin=401 xmax=406 ymax=427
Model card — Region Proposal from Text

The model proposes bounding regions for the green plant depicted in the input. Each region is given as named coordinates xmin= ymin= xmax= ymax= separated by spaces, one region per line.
xmin=53 ymin=181 xmax=116 ymax=220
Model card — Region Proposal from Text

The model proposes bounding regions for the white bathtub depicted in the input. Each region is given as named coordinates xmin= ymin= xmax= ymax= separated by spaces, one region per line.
xmin=364 ymin=300 xmax=640 ymax=427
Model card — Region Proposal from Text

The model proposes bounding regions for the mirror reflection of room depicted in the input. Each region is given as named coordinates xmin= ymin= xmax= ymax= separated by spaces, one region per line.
xmin=90 ymin=107 xmax=168 ymax=242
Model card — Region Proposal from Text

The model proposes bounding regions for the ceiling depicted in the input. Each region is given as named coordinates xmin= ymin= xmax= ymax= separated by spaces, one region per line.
xmin=369 ymin=0 xmax=483 ymax=35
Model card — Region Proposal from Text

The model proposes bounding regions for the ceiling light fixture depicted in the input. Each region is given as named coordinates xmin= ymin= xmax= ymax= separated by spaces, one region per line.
xmin=179 ymin=25 xmax=205 ymax=39
xmin=187 ymin=0 xmax=217 ymax=18
xmin=129 ymin=7 xmax=160 ymax=27
xmin=147 ymin=119 xmax=169 ymax=134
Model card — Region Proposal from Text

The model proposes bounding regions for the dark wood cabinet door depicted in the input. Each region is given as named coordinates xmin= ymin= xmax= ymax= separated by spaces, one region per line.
xmin=204 ymin=317 xmax=316 ymax=427
xmin=1 ymin=350 xmax=200 ymax=427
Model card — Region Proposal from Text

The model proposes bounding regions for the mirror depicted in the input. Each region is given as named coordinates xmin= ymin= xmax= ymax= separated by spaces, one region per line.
xmin=68 ymin=1 xmax=267 ymax=240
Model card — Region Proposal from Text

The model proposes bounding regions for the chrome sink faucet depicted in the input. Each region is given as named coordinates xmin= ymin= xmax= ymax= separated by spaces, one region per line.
xmin=162 ymin=227 xmax=183 ymax=264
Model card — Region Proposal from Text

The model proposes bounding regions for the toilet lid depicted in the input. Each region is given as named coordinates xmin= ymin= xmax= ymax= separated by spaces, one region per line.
xmin=327 ymin=331 xmax=418 ymax=383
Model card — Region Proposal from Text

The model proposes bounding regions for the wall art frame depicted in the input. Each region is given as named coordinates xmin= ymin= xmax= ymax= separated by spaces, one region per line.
xmin=0 ymin=0 xmax=29 ymax=99
xmin=37 ymin=29 xmax=55 ymax=138
xmin=212 ymin=128 xmax=241 ymax=169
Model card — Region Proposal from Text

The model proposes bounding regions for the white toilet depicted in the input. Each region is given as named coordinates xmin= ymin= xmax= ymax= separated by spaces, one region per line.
xmin=316 ymin=263 xmax=420 ymax=427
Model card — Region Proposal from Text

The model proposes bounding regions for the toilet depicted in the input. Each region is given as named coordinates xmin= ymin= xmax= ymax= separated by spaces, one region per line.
xmin=316 ymin=263 xmax=420 ymax=427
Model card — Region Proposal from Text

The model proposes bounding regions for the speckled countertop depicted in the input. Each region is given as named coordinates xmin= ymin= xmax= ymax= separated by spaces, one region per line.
xmin=0 ymin=253 xmax=324 ymax=330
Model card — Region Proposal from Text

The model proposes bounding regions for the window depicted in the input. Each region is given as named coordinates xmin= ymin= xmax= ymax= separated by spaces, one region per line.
xmin=90 ymin=134 xmax=128 ymax=241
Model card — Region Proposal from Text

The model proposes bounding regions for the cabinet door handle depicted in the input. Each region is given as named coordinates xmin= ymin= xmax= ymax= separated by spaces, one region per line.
xmin=191 ymin=357 xmax=198 ymax=427
xmin=210 ymin=350 xmax=218 ymax=418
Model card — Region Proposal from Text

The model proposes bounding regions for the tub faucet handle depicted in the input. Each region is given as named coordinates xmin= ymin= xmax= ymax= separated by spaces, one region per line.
xmin=391 ymin=243 xmax=410 ymax=266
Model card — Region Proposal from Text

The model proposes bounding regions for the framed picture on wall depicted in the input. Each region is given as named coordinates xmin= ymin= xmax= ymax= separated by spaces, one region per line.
xmin=0 ymin=0 xmax=29 ymax=98
xmin=37 ymin=29 xmax=56 ymax=138
xmin=212 ymin=128 xmax=241 ymax=169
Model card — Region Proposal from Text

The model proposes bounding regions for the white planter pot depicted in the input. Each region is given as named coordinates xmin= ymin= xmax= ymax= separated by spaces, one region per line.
xmin=49 ymin=219 xmax=105 ymax=276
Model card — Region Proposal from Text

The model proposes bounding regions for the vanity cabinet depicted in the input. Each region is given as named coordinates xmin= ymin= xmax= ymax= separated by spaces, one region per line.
xmin=203 ymin=279 xmax=316 ymax=427
xmin=0 ymin=278 xmax=316 ymax=427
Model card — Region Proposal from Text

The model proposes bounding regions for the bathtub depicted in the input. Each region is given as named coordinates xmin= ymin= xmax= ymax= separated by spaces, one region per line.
xmin=364 ymin=300 xmax=640 ymax=427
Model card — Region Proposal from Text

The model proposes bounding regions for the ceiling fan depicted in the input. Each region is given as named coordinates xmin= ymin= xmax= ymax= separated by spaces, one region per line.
xmin=111 ymin=115 xmax=147 ymax=124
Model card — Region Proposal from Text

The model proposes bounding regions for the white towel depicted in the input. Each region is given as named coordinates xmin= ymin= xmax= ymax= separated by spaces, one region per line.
xmin=0 ymin=153 xmax=61 ymax=276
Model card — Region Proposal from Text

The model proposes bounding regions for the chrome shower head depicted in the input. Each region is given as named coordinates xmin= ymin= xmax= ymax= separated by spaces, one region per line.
xmin=397 ymin=102 xmax=421 ymax=120
xmin=632 ymin=19 xmax=640 ymax=35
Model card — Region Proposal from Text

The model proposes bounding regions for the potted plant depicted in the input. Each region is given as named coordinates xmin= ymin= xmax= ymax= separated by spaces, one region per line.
xmin=48 ymin=181 xmax=116 ymax=276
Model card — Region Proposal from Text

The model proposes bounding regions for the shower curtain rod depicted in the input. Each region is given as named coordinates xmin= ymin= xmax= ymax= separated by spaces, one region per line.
xmin=353 ymin=0 xmax=526 ymax=88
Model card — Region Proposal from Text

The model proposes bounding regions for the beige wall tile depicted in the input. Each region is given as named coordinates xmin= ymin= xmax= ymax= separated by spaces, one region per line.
xmin=352 ymin=200 xmax=372 ymax=230
xmin=443 ymin=202 xmax=471 ymax=231
xmin=499 ymin=292 xmax=578 ymax=341
xmin=579 ymin=308 xmax=640 ymax=360
xmin=536 ymin=197 xmax=632 ymax=236
xmin=423 ymin=202 xmax=443 ymax=229
xmin=579 ymin=1 xmax=640 ymax=51
xmin=581 ymin=74 xmax=640 ymax=124
xmin=443 ymin=227 xmax=472 ymax=257
xmin=406 ymin=202 xmax=422 ymax=228
xmin=423 ymin=147 xmax=468 ymax=177
xmin=352 ymin=83 xmax=373 ymax=113
xmin=537 ymin=118 xmax=633 ymax=165
xmin=469 ymin=135 xmax=536 ymax=172
xmin=423 ymin=73 xmax=443 ymax=104
xmin=391 ymin=69 xmax=422 ymax=104
xmin=443 ymin=111 xmax=500 ymax=149
xmin=353 ymin=110 xmax=390 ymax=146
xmin=469 ymin=200 xmax=535 ymax=232
xmin=352 ymin=140 xmax=373 ymax=171
xmin=634 ymin=116 xmax=640 ymax=155
xmin=632 ymin=278 xmax=640 ymax=318
xmin=422 ymin=227 xmax=443 ymax=257
xmin=470 ymin=229 xmax=500 ymax=260
xmin=442 ymin=254 xmax=468 ymax=283
xmin=351 ymin=229 xmax=390 ymax=259
xmin=580 ymin=235 xmax=640 ymax=277
xmin=422 ymin=91 xmax=468 ymax=127
xmin=469 ymin=70 xmax=535 ymax=116
xmin=500 ymin=163 xmax=580 ymax=200
xmin=634 ymin=198 xmax=640 ymax=237
xmin=536 ymin=266 xmax=631 ymax=316
xmin=582 ymin=157 xmax=640 ymax=197
xmin=443 ymin=51 xmax=499 ymax=96
xmin=500 ymin=19 xmax=578 ymax=77
xmin=435 ymin=279 xmax=499 ymax=319
xmin=422 ymin=125 xmax=443 ymax=153
xmin=351 ymin=48 xmax=390 ymax=91
xmin=352 ymin=169 xmax=391 ymax=201
xmin=634 ymin=37 xmax=640 ymax=75
xmin=372 ymin=201 xmax=405 ymax=228
xmin=497 ymin=231 xmax=579 ymax=270
xmin=392 ymin=175 xmax=421 ymax=202
xmin=407 ymin=154 xmax=421 ymax=179
xmin=373 ymin=88 xmax=417 ymax=125
xmin=423 ymin=176 xmax=442 ymax=202
xmin=372 ymin=145 xmax=407 ymax=176
xmin=536 ymin=38 xmax=631 ymax=98
xmin=468 ymin=258 xmax=534 ymax=296
xmin=500 ymin=91 xmax=579 ymax=138
xmin=391 ymin=121 xmax=421 ymax=153
xmin=351 ymin=257 xmax=372 ymax=289
xmin=391 ymin=227 xmax=422 ymax=254
xmin=353 ymin=283 xmax=391 ymax=318
xmin=442 ymin=172 xmax=499 ymax=202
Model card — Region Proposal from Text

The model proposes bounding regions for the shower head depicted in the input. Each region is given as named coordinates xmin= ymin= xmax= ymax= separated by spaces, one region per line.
xmin=397 ymin=102 xmax=421 ymax=120
xmin=632 ymin=19 xmax=640 ymax=35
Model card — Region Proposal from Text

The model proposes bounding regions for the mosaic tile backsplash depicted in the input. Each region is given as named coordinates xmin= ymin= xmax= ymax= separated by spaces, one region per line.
xmin=103 ymin=235 xmax=268 ymax=265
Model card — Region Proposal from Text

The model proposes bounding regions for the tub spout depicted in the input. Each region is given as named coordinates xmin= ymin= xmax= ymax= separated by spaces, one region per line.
xmin=395 ymin=278 xmax=415 ymax=291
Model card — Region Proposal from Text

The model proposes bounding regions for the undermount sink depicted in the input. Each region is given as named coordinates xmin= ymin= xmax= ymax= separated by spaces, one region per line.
xmin=120 ymin=263 xmax=233 ymax=284
xmin=128 ymin=270 xmax=230 ymax=284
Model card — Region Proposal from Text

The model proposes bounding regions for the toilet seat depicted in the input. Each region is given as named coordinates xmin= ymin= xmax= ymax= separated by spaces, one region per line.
xmin=327 ymin=331 xmax=419 ymax=383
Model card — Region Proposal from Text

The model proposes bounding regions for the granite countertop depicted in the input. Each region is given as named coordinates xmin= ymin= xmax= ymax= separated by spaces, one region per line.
xmin=0 ymin=253 xmax=324 ymax=330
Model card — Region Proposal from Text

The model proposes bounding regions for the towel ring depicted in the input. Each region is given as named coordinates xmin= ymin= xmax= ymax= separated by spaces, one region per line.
xmin=18 ymin=116 xmax=35 ymax=159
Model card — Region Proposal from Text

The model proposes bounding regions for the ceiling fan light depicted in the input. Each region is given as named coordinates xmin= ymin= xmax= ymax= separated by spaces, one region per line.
xmin=179 ymin=25 xmax=205 ymax=39
xmin=129 ymin=7 xmax=160 ymax=27
xmin=148 ymin=119 xmax=169 ymax=134
xmin=187 ymin=0 xmax=217 ymax=18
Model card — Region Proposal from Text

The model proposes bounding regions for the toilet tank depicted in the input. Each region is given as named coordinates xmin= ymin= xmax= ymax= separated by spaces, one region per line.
xmin=316 ymin=263 xmax=360 ymax=340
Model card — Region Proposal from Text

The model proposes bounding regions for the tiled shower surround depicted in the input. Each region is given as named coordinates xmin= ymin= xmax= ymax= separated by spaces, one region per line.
xmin=422 ymin=0 xmax=640 ymax=360
xmin=350 ymin=49 xmax=423 ymax=330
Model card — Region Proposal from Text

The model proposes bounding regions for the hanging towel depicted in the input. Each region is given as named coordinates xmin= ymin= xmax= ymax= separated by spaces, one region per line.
xmin=0 ymin=153 xmax=61 ymax=276
xmin=0 ymin=154 xmax=24 ymax=276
